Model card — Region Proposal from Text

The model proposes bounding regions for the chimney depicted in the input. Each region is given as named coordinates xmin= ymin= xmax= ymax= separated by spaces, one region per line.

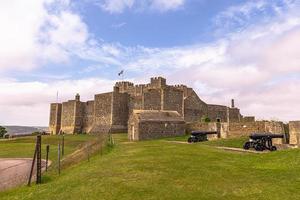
xmin=231 ymin=99 xmax=235 ymax=108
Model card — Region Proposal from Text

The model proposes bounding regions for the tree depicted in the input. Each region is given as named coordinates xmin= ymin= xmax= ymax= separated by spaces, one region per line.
xmin=0 ymin=126 xmax=7 ymax=138
xmin=200 ymin=115 xmax=211 ymax=123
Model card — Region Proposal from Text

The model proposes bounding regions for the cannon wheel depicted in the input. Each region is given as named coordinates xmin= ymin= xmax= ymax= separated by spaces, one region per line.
xmin=270 ymin=146 xmax=277 ymax=151
xmin=188 ymin=137 xmax=193 ymax=143
xmin=254 ymin=144 xmax=264 ymax=151
xmin=243 ymin=142 xmax=251 ymax=150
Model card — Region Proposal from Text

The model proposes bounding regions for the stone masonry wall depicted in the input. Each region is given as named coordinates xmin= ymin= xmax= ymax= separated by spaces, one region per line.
xmin=111 ymin=91 xmax=129 ymax=133
xmin=92 ymin=93 xmax=113 ymax=133
xmin=162 ymin=87 xmax=183 ymax=115
xmin=138 ymin=121 xmax=185 ymax=140
xmin=73 ymin=101 xmax=84 ymax=134
xmin=228 ymin=108 xmax=241 ymax=122
xmin=61 ymin=101 xmax=76 ymax=134
xmin=242 ymin=116 xmax=255 ymax=122
xmin=183 ymin=90 xmax=208 ymax=122
xmin=49 ymin=103 xmax=62 ymax=135
xmin=187 ymin=121 xmax=286 ymax=144
xmin=143 ymin=89 xmax=162 ymax=110
xmin=264 ymin=121 xmax=285 ymax=144
xmin=207 ymin=104 xmax=228 ymax=122
xmin=82 ymin=101 xmax=94 ymax=133
xmin=226 ymin=122 xmax=265 ymax=138
xmin=289 ymin=121 xmax=300 ymax=145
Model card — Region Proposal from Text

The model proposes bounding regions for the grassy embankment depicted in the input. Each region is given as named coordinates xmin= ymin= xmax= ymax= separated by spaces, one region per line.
xmin=1 ymin=134 xmax=300 ymax=200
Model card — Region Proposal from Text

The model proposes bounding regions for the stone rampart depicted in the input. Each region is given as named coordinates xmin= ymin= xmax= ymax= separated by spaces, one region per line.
xmin=49 ymin=103 xmax=62 ymax=135
xmin=289 ymin=121 xmax=300 ymax=145
xmin=61 ymin=100 xmax=76 ymax=134
xmin=143 ymin=89 xmax=162 ymax=110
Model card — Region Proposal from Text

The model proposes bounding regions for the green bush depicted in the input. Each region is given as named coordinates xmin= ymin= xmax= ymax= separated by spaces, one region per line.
xmin=200 ymin=116 xmax=211 ymax=122
xmin=0 ymin=126 xmax=7 ymax=138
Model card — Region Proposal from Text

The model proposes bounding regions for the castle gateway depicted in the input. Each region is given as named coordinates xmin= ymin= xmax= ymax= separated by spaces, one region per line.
xmin=49 ymin=77 xmax=243 ymax=135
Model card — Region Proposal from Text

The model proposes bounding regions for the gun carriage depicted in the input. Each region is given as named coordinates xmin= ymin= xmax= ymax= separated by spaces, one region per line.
xmin=188 ymin=131 xmax=218 ymax=143
xmin=243 ymin=133 xmax=284 ymax=151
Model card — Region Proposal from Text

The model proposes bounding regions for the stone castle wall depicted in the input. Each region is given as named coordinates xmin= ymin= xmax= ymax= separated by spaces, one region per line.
xmin=50 ymin=77 xmax=244 ymax=135
xmin=82 ymin=101 xmax=94 ymax=133
xmin=61 ymin=100 xmax=76 ymax=134
xmin=162 ymin=87 xmax=183 ymax=115
xmin=228 ymin=108 xmax=241 ymax=122
xmin=183 ymin=90 xmax=208 ymax=122
xmin=187 ymin=121 xmax=286 ymax=144
xmin=92 ymin=93 xmax=113 ymax=133
xmin=143 ymin=89 xmax=162 ymax=110
xmin=289 ymin=121 xmax=300 ymax=145
xmin=138 ymin=121 xmax=185 ymax=140
xmin=207 ymin=104 xmax=228 ymax=122
xmin=111 ymin=90 xmax=129 ymax=133
xmin=49 ymin=103 xmax=62 ymax=135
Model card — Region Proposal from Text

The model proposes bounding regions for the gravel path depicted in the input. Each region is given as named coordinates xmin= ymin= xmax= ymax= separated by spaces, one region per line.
xmin=0 ymin=158 xmax=49 ymax=192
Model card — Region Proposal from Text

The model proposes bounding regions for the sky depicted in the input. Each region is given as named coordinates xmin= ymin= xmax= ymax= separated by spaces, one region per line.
xmin=0 ymin=0 xmax=300 ymax=126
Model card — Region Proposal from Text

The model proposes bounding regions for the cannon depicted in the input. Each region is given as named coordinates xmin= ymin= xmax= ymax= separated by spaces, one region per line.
xmin=243 ymin=133 xmax=284 ymax=151
xmin=187 ymin=131 xmax=218 ymax=143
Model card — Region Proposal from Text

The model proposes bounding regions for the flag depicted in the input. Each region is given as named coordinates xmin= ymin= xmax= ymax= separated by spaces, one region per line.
xmin=118 ymin=70 xmax=124 ymax=76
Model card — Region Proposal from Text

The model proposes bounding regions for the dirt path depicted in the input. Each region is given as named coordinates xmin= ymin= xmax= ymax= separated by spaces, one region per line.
xmin=0 ymin=158 xmax=49 ymax=192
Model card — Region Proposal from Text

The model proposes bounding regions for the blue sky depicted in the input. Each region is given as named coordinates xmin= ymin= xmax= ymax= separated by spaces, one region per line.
xmin=0 ymin=0 xmax=300 ymax=125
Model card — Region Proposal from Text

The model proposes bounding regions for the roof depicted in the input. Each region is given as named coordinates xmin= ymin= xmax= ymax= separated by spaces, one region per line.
xmin=132 ymin=110 xmax=185 ymax=122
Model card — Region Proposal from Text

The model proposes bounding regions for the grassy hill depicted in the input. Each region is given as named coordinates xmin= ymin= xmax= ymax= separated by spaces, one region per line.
xmin=2 ymin=126 xmax=49 ymax=136
xmin=1 ymin=134 xmax=300 ymax=200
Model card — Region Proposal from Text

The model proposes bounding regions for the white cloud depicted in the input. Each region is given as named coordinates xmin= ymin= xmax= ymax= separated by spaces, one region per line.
xmin=100 ymin=0 xmax=134 ymax=14
xmin=213 ymin=0 xmax=297 ymax=34
xmin=0 ymin=78 xmax=115 ymax=126
xmin=1 ymin=0 xmax=300 ymax=125
xmin=0 ymin=0 xmax=122 ymax=73
xmin=150 ymin=0 xmax=185 ymax=11
xmin=0 ymin=0 xmax=90 ymax=72
xmin=99 ymin=0 xmax=185 ymax=13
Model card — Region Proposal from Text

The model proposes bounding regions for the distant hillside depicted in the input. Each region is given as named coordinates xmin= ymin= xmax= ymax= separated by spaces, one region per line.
xmin=2 ymin=126 xmax=49 ymax=136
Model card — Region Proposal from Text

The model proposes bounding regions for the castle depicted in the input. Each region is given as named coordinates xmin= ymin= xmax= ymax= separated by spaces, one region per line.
xmin=49 ymin=77 xmax=245 ymax=135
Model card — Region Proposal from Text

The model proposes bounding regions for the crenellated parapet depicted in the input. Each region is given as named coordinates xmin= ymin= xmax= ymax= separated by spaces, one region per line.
xmin=150 ymin=77 xmax=166 ymax=88
xmin=115 ymin=81 xmax=135 ymax=93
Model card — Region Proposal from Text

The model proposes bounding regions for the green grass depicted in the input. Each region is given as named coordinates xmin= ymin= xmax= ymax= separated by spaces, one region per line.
xmin=164 ymin=134 xmax=247 ymax=148
xmin=0 ymin=134 xmax=98 ymax=173
xmin=1 ymin=134 xmax=300 ymax=200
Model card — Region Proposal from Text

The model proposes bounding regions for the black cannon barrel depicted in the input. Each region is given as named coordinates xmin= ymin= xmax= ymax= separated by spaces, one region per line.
xmin=249 ymin=133 xmax=284 ymax=140
xmin=191 ymin=131 xmax=218 ymax=136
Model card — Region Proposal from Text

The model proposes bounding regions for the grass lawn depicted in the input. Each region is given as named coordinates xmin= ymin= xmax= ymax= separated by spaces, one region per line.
xmin=1 ymin=134 xmax=300 ymax=200
xmin=0 ymin=134 xmax=99 ymax=172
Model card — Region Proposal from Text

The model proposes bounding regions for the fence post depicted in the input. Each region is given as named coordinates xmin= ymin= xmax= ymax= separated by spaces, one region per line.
xmin=87 ymin=143 xmax=90 ymax=162
xmin=62 ymin=134 xmax=65 ymax=157
xmin=58 ymin=142 xmax=61 ymax=175
xmin=36 ymin=134 xmax=42 ymax=184
xmin=46 ymin=145 xmax=50 ymax=172
xmin=28 ymin=141 xmax=37 ymax=186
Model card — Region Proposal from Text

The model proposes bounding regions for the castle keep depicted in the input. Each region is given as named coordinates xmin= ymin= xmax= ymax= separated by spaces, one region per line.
xmin=49 ymin=77 xmax=244 ymax=135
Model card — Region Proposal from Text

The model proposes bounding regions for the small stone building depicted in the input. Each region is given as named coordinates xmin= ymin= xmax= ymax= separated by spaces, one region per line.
xmin=128 ymin=110 xmax=185 ymax=141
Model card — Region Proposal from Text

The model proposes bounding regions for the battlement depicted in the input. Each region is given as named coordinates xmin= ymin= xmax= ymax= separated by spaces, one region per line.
xmin=115 ymin=81 xmax=135 ymax=93
xmin=115 ymin=81 xmax=134 ymax=87
xmin=150 ymin=77 xmax=166 ymax=88
xmin=174 ymin=84 xmax=187 ymax=89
